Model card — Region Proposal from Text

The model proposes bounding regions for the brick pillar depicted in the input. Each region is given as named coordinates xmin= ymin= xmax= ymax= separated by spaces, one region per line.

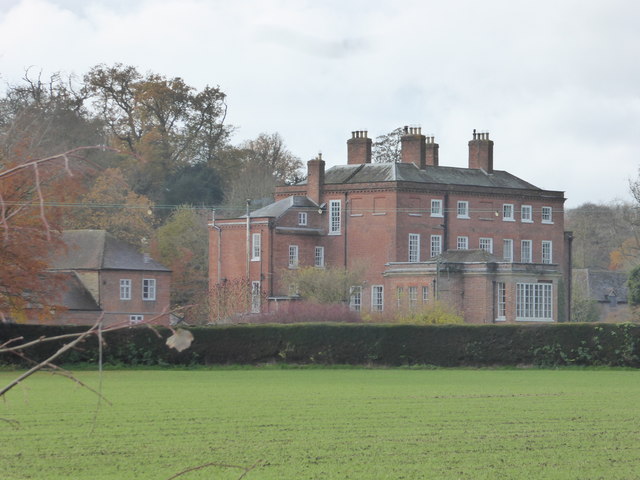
xmin=401 ymin=126 xmax=426 ymax=168
xmin=347 ymin=131 xmax=372 ymax=164
xmin=468 ymin=130 xmax=494 ymax=172
xmin=307 ymin=155 xmax=325 ymax=204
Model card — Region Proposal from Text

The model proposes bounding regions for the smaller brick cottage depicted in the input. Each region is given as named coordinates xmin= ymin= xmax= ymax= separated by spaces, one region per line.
xmin=45 ymin=230 xmax=171 ymax=326
xmin=210 ymin=129 xmax=571 ymax=323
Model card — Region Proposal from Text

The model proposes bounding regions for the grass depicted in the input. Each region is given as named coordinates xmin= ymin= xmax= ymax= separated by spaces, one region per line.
xmin=1 ymin=368 xmax=639 ymax=479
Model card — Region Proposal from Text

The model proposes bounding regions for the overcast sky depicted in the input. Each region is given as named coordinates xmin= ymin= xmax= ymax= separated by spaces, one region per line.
xmin=1 ymin=0 xmax=639 ymax=208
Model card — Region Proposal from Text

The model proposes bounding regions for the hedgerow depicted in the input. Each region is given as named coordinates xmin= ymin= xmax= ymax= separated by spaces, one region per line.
xmin=1 ymin=322 xmax=638 ymax=367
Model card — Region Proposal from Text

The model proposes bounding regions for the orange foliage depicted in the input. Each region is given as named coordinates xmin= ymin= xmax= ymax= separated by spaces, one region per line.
xmin=0 ymin=148 xmax=95 ymax=321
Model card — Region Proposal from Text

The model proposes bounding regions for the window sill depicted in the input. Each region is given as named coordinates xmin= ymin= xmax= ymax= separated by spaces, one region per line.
xmin=350 ymin=214 xmax=363 ymax=217
xmin=542 ymin=221 xmax=554 ymax=225
xmin=521 ymin=220 xmax=534 ymax=224
xmin=457 ymin=215 xmax=470 ymax=220
xmin=502 ymin=218 xmax=515 ymax=222
xmin=430 ymin=214 xmax=444 ymax=218
xmin=372 ymin=213 xmax=386 ymax=216
xmin=408 ymin=213 xmax=422 ymax=217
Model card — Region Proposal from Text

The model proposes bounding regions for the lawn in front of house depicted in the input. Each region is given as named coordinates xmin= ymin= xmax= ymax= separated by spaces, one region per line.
xmin=1 ymin=368 xmax=639 ymax=479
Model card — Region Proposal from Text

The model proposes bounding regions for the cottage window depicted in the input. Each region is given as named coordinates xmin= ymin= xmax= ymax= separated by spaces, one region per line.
xmin=516 ymin=283 xmax=553 ymax=321
xmin=298 ymin=212 xmax=308 ymax=226
xmin=314 ymin=246 xmax=325 ymax=268
xmin=457 ymin=201 xmax=469 ymax=219
xmin=142 ymin=278 xmax=156 ymax=301
xmin=521 ymin=240 xmax=532 ymax=263
xmin=521 ymin=205 xmax=533 ymax=222
xmin=329 ymin=200 xmax=341 ymax=235
xmin=372 ymin=285 xmax=384 ymax=312
xmin=542 ymin=241 xmax=553 ymax=264
xmin=251 ymin=233 xmax=261 ymax=261
xmin=350 ymin=286 xmax=362 ymax=312
xmin=541 ymin=206 xmax=553 ymax=224
xmin=408 ymin=233 xmax=420 ymax=262
xmin=288 ymin=245 xmax=299 ymax=268
xmin=479 ymin=237 xmax=493 ymax=253
xmin=120 ymin=279 xmax=132 ymax=300
xmin=457 ymin=236 xmax=469 ymax=250
xmin=430 ymin=199 xmax=443 ymax=217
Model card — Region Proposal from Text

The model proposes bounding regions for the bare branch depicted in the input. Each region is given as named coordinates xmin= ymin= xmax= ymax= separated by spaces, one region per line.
xmin=0 ymin=316 xmax=103 ymax=397
xmin=165 ymin=460 xmax=262 ymax=480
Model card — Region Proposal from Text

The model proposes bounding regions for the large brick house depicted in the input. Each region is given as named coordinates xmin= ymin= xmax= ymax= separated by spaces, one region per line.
xmin=44 ymin=230 xmax=171 ymax=326
xmin=209 ymin=128 xmax=571 ymax=323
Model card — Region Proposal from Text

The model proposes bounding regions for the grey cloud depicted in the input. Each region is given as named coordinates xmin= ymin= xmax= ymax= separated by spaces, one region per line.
xmin=255 ymin=25 xmax=368 ymax=59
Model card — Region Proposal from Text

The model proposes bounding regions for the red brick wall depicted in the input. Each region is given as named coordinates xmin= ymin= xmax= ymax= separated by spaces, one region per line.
xmin=99 ymin=270 xmax=171 ymax=325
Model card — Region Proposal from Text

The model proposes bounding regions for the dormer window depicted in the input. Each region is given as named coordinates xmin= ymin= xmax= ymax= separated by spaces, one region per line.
xmin=298 ymin=212 xmax=308 ymax=226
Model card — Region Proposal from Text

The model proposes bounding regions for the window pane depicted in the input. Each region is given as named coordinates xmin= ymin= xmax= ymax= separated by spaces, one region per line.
xmin=329 ymin=200 xmax=341 ymax=234
xmin=409 ymin=234 xmax=420 ymax=262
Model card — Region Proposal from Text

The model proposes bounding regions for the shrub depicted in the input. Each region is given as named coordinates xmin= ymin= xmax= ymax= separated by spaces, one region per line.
xmin=244 ymin=301 xmax=362 ymax=324
xmin=393 ymin=302 xmax=464 ymax=325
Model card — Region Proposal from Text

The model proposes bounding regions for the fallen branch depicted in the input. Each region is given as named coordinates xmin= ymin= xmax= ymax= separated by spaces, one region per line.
xmin=165 ymin=460 xmax=262 ymax=480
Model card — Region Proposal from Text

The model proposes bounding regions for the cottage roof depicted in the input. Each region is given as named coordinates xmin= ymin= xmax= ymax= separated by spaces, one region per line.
xmin=248 ymin=195 xmax=318 ymax=218
xmin=301 ymin=162 xmax=541 ymax=191
xmin=573 ymin=268 xmax=628 ymax=303
xmin=49 ymin=230 xmax=170 ymax=272
xmin=55 ymin=272 xmax=101 ymax=310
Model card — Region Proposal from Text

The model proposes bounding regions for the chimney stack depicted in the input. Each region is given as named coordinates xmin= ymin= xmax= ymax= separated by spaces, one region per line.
xmin=347 ymin=130 xmax=372 ymax=165
xmin=468 ymin=129 xmax=493 ymax=173
xmin=425 ymin=135 xmax=439 ymax=167
xmin=400 ymin=126 xmax=427 ymax=168
xmin=306 ymin=153 xmax=325 ymax=204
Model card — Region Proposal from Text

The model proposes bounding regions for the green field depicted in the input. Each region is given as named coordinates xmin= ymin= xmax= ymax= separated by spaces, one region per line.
xmin=1 ymin=368 xmax=639 ymax=479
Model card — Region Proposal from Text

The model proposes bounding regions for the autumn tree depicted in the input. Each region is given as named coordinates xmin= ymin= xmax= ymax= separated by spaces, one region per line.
xmin=0 ymin=70 xmax=104 ymax=162
xmin=65 ymin=167 xmax=155 ymax=249
xmin=0 ymin=148 xmax=100 ymax=321
xmin=222 ymin=132 xmax=302 ymax=217
xmin=83 ymin=64 xmax=230 ymax=205
xmin=565 ymin=202 xmax=635 ymax=270
xmin=150 ymin=206 xmax=209 ymax=313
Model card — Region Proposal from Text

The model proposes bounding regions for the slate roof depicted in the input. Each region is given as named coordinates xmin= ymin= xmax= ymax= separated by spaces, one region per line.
xmin=299 ymin=162 xmax=544 ymax=191
xmin=248 ymin=195 xmax=319 ymax=218
xmin=54 ymin=272 xmax=101 ymax=310
xmin=49 ymin=230 xmax=170 ymax=272
xmin=573 ymin=268 xmax=628 ymax=303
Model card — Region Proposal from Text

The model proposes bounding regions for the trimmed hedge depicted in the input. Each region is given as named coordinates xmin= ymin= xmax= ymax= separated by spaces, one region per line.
xmin=1 ymin=323 xmax=639 ymax=368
